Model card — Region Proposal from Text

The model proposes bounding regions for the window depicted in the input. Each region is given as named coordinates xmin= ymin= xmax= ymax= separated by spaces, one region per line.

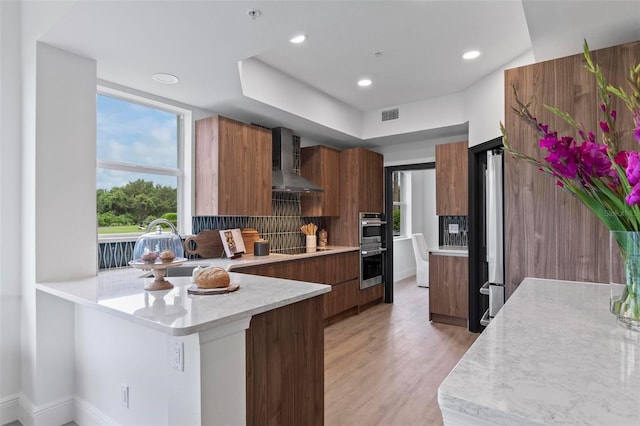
xmin=392 ymin=171 xmax=411 ymax=238
xmin=97 ymin=91 xmax=185 ymax=239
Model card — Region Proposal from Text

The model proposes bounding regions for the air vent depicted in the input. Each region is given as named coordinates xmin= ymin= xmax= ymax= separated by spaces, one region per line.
xmin=381 ymin=108 xmax=399 ymax=121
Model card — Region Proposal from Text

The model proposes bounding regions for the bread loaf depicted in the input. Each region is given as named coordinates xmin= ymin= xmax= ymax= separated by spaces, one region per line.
xmin=195 ymin=266 xmax=230 ymax=289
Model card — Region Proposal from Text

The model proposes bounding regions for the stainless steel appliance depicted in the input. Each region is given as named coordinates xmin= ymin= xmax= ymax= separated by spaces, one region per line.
xmin=359 ymin=212 xmax=386 ymax=290
xmin=479 ymin=150 xmax=504 ymax=326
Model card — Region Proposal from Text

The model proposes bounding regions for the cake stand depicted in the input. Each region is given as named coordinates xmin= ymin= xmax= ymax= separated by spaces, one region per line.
xmin=129 ymin=258 xmax=188 ymax=291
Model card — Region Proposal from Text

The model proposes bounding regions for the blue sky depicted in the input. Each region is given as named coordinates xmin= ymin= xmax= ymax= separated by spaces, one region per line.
xmin=97 ymin=95 xmax=178 ymax=190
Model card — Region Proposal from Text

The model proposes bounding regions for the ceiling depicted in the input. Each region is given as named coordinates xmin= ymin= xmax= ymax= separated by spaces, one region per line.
xmin=36 ymin=0 xmax=640 ymax=148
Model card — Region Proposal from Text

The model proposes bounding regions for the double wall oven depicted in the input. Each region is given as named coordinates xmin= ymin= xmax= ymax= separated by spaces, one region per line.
xmin=359 ymin=212 xmax=387 ymax=290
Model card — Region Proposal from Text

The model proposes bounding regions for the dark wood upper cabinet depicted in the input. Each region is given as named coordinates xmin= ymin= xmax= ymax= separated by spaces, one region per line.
xmin=436 ymin=141 xmax=468 ymax=216
xmin=300 ymin=145 xmax=341 ymax=217
xmin=326 ymin=147 xmax=384 ymax=247
xmin=195 ymin=115 xmax=272 ymax=216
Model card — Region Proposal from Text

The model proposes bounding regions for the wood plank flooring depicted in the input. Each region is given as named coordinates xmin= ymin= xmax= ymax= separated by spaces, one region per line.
xmin=324 ymin=277 xmax=479 ymax=426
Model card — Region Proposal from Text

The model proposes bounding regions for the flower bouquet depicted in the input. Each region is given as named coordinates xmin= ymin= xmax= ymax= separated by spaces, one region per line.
xmin=501 ymin=41 xmax=640 ymax=330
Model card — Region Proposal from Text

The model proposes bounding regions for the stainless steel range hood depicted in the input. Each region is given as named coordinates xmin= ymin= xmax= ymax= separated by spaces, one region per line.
xmin=272 ymin=127 xmax=323 ymax=193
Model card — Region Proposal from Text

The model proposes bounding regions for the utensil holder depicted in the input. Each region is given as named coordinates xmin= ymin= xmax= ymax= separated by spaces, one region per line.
xmin=306 ymin=235 xmax=317 ymax=251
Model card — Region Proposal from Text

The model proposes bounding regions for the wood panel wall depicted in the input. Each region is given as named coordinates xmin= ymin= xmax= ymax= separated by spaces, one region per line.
xmin=504 ymin=40 xmax=640 ymax=297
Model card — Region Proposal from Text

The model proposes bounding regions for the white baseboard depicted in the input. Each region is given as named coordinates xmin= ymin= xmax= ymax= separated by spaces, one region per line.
xmin=18 ymin=394 xmax=74 ymax=426
xmin=75 ymin=396 xmax=120 ymax=426
xmin=393 ymin=267 xmax=416 ymax=282
xmin=0 ymin=393 xmax=20 ymax=425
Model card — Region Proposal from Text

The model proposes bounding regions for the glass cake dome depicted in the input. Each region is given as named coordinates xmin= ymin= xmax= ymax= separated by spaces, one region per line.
xmin=132 ymin=219 xmax=185 ymax=264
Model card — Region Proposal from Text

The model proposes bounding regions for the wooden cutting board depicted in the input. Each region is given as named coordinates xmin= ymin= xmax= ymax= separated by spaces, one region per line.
xmin=184 ymin=228 xmax=261 ymax=258
xmin=241 ymin=228 xmax=261 ymax=254
xmin=184 ymin=230 xmax=224 ymax=258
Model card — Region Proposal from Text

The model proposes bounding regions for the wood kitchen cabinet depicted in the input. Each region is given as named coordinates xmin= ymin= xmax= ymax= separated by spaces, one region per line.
xmin=300 ymin=145 xmax=341 ymax=217
xmin=235 ymin=251 xmax=361 ymax=322
xmin=195 ymin=115 xmax=272 ymax=216
xmin=246 ymin=296 xmax=324 ymax=426
xmin=429 ymin=253 xmax=468 ymax=327
xmin=326 ymin=147 xmax=384 ymax=247
xmin=436 ymin=141 xmax=468 ymax=215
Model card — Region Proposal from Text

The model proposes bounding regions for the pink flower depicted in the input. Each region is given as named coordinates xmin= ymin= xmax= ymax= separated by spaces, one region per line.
xmin=634 ymin=126 xmax=640 ymax=143
xmin=627 ymin=184 xmax=640 ymax=206
xmin=611 ymin=110 xmax=617 ymax=120
xmin=600 ymin=121 xmax=610 ymax=133
xmin=556 ymin=180 xmax=564 ymax=188
xmin=615 ymin=151 xmax=629 ymax=168
xmin=626 ymin=152 xmax=640 ymax=186
xmin=579 ymin=142 xmax=611 ymax=177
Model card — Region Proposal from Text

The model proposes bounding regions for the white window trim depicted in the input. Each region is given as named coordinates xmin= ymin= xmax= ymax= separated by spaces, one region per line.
xmin=393 ymin=171 xmax=412 ymax=239
xmin=96 ymin=85 xmax=193 ymax=240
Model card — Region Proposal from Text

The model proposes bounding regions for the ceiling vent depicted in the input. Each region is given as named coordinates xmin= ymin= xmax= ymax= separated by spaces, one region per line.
xmin=381 ymin=108 xmax=399 ymax=121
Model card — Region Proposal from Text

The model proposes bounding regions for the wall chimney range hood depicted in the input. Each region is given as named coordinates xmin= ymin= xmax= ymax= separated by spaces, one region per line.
xmin=272 ymin=127 xmax=323 ymax=193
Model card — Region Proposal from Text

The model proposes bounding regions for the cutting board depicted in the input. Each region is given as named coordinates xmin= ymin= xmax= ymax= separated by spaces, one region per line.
xmin=184 ymin=228 xmax=261 ymax=258
xmin=241 ymin=228 xmax=261 ymax=254
xmin=184 ymin=230 xmax=224 ymax=258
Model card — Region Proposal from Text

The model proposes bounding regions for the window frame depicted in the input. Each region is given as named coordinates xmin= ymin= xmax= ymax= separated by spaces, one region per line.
xmin=96 ymin=85 xmax=192 ymax=241
xmin=392 ymin=171 xmax=411 ymax=239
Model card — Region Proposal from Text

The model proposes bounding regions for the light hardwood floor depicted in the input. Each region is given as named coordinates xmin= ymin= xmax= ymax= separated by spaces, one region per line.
xmin=324 ymin=276 xmax=479 ymax=426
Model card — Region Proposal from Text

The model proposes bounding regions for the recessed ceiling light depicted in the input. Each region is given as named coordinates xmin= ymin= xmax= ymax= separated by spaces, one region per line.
xmin=152 ymin=73 xmax=179 ymax=84
xmin=358 ymin=79 xmax=372 ymax=87
xmin=462 ymin=50 xmax=481 ymax=60
xmin=290 ymin=34 xmax=307 ymax=44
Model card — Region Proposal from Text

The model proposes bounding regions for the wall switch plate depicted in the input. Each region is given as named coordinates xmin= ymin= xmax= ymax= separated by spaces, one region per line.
xmin=120 ymin=384 xmax=129 ymax=408
xmin=448 ymin=224 xmax=459 ymax=234
xmin=172 ymin=339 xmax=184 ymax=371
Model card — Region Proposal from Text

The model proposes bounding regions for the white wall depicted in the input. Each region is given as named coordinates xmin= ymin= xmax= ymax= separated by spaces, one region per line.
xmin=465 ymin=50 xmax=535 ymax=148
xmin=392 ymin=169 xmax=438 ymax=282
xmin=0 ymin=1 xmax=23 ymax=420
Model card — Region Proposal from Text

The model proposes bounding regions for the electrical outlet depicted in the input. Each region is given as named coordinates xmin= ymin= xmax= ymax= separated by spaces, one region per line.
xmin=121 ymin=384 xmax=129 ymax=408
xmin=172 ymin=339 xmax=184 ymax=371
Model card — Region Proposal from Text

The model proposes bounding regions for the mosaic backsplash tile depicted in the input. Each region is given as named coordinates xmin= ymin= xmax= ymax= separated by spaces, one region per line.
xmin=439 ymin=215 xmax=468 ymax=247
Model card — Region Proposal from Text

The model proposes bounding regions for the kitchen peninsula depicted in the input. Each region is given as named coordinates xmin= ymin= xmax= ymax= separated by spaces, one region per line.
xmin=438 ymin=277 xmax=640 ymax=425
xmin=35 ymin=249 xmax=359 ymax=426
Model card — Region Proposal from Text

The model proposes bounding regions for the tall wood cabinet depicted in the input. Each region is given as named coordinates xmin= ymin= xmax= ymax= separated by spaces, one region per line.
xmin=504 ymin=40 xmax=640 ymax=298
xmin=429 ymin=254 xmax=468 ymax=327
xmin=195 ymin=115 xmax=272 ymax=216
xmin=300 ymin=145 xmax=341 ymax=217
xmin=326 ymin=147 xmax=384 ymax=247
xmin=435 ymin=141 xmax=468 ymax=216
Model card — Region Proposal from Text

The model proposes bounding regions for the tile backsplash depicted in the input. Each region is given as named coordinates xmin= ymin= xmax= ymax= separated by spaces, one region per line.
xmin=439 ymin=215 xmax=468 ymax=247
xmin=98 ymin=193 xmax=323 ymax=269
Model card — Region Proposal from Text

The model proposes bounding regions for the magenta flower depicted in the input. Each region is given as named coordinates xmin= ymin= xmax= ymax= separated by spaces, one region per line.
xmin=635 ymin=126 xmax=640 ymax=143
xmin=615 ymin=151 xmax=629 ymax=168
xmin=580 ymin=142 xmax=611 ymax=177
xmin=627 ymin=184 xmax=640 ymax=206
xmin=626 ymin=152 xmax=640 ymax=186
xmin=611 ymin=110 xmax=617 ymax=120
xmin=600 ymin=121 xmax=610 ymax=133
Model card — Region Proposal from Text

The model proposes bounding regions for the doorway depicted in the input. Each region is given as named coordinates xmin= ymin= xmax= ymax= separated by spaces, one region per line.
xmin=384 ymin=162 xmax=435 ymax=303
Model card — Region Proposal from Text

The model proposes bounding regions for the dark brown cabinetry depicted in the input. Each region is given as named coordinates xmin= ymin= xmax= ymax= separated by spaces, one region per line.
xmin=436 ymin=141 xmax=468 ymax=216
xmin=326 ymin=147 xmax=384 ymax=247
xmin=235 ymin=251 xmax=360 ymax=321
xmin=246 ymin=296 xmax=324 ymax=426
xmin=300 ymin=145 xmax=341 ymax=217
xmin=428 ymin=254 xmax=468 ymax=327
xmin=195 ymin=115 xmax=272 ymax=216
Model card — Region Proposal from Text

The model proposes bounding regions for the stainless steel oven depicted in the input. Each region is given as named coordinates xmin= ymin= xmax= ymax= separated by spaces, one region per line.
xmin=359 ymin=212 xmax=386 ymax=290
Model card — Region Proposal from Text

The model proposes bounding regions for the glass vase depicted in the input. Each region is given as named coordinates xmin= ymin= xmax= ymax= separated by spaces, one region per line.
xmin=610 ymin=231 xmax=640 ymax=331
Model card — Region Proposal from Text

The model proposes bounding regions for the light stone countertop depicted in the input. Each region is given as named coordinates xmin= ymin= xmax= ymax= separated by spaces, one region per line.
xmin=438 ymin=277 xmax=640 ymax=425
xmin=35 ymin=247 xmax=359 ymax=336
xmin=428 ymin=246 xmax=468 ymax=257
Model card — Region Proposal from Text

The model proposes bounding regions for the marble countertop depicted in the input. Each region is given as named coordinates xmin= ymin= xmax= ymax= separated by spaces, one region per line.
xmin=428 ymin=246 xmax=468 ymax=257
xmin=174 ymin=245 xmax=359 ymax=272
xmin=438 ymin=277 xmax=640 ymax=425
xmin=36 ymin=263 xmax=335 ymax=337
